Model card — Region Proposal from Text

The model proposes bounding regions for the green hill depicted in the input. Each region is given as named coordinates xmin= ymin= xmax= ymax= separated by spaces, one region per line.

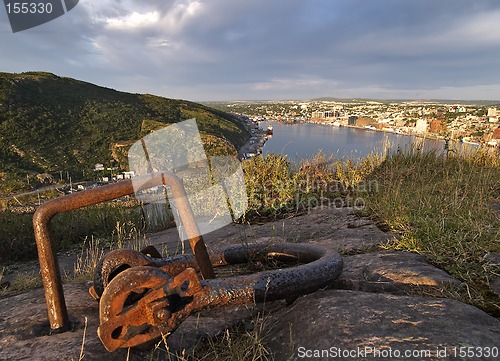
xmin=0 ymin=72 xmax=249 ymax=195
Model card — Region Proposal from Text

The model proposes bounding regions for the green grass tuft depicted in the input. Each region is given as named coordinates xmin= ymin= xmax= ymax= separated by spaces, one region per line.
xmin=365 ymin=148 xmax=500 ymax=315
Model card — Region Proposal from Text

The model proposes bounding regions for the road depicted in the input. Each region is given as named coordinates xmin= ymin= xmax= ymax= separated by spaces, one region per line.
xmin=0 ymin=181 xmax=89 ymax=202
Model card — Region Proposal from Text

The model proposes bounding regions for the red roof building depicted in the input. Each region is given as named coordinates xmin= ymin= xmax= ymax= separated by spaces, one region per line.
xmin=429 ymin=119 xmax=443 ymax=133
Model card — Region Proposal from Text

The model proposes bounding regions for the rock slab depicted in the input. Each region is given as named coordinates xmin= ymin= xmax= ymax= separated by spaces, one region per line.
xmin=332 ymin=251 xmax=462 ymax=295
xmin=264 ymin=289 xmax=500 ymax=361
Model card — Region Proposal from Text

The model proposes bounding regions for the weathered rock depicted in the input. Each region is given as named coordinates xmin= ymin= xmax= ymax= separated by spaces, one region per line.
xmin=1 ymin=206 xmax=496 ymax=360
xmin=491 ymin=277 xmax=500 ymax=296
xmin=332 ymin=251 xmax=462 ymax=295
xmin=0 ymin=281 xmax=281 ymax=361
xmin=147 ymin=207 xmax=394 ymax=255
xmin=264 ymin=290 xmax=500 ymax=361
xmin=0 ymin=282 xmax=128 ymax=361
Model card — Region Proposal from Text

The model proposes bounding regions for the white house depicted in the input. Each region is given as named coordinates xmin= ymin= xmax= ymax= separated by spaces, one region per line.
xmin=94 ymin=163 xmax=105 ymax=171
xmin=414 ymin=119 xmax=428 ymax=134
xmin=488 ymin=108 xmax=498 ymax=123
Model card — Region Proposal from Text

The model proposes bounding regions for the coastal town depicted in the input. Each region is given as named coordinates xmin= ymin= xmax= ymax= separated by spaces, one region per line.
xmin=211 ymin=99 xmax=500 ymax=150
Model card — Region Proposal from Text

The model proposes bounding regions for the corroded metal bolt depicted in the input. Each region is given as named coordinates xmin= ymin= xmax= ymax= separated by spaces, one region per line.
xmin=156 ymin=309 xmax=171 ymax=322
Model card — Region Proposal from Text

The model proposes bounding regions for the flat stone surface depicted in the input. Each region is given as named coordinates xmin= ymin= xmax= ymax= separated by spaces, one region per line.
xmin=0 ymin=281 xmax=271 ymax=361
xmin=264 ymin=290 xmax=500 ymax=361
xmin=332 ymin=251 xmax=462 ymax=295
xmin=0 ymin=282 xmax=128 ymax=361
xmin=1 ymin=206 xmax=497 ymax=360
xmin=0 ymin=282 xmax=135 ymax=361
xmin=147 ymin=206 xmax=394 ymax=255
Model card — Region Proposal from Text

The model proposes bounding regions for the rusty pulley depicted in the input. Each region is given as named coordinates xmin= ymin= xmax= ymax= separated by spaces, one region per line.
xmin=98 ymin=267 xmax=206 ymax=351
xmin=94 ymin=243 xmax=343 ymax=351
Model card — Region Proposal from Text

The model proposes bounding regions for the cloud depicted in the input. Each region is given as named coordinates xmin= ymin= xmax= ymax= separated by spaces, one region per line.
xmin=253 ymin=77 xmax=338 ymax=91
xmin=161 ymin=0 xmax=202 ymax=32
xmin=106 ymin=11 xmax=160 ymax=30
xmin=1 ymin=0 xmax=500 ymax=100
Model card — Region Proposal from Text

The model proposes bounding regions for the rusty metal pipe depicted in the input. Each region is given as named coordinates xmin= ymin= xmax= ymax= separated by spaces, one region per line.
xmin=206 ymin=243 xmax=342 ymax=304
xmin=33 ymin=172 xmax=214 ymax=332
xmin=159 ymin=174 xmax=215 ymax=280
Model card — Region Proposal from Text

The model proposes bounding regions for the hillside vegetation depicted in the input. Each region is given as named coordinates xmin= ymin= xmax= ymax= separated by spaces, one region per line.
xmin=0 ymin=72 xmax=248 ymax=195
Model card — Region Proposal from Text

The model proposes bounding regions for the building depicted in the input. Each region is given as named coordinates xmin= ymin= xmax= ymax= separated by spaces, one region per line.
xmin=429 ymin=119 xmax=443 ymax=133
xmin=94 ymin=163 xmax=105 ymax=171
xmin=488 ymin=108 xmax=498 ymax=123
xmin=355 ymin=117 xmax=375 ymax=127
xmin=311 ymin=110 xmax=339 ymax=120
xmin=493 ymin=127 xmax=500 ymax=139
xmin=311 ymin=111 xmax=324 ymax=119
xmin=348 ymin=115 xmax=358 ymax=126
xmin=414 ymin=119 xmax=428 ymax=134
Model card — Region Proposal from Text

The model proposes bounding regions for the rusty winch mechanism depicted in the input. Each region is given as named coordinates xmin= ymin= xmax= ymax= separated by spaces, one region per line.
xmin=33 ymin=172 xmax=343 ymax=352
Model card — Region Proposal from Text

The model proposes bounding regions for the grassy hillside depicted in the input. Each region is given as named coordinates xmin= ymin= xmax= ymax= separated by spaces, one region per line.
xmin=0 ymin=72 xmax=248 ymax=195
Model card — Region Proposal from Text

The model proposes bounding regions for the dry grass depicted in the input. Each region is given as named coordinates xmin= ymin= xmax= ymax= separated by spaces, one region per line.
xmin=72 ymin=220 xmax=150 ymax=282
xmin=144 ymin=312 xmax=274 ymax=361
xmin=192 ymin=320 xmax=272 ymax=361
xmin=73 ymin=236 xmax=107 ymax=281
xmin=0 ymin=199 xmax=174 ymax=265
xmin=242 ymin=151 xmax=383 ymax=220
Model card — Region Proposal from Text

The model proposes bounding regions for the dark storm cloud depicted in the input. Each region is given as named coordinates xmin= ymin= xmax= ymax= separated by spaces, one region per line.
xmin=1 ymin=0 xmax=499 ymax=100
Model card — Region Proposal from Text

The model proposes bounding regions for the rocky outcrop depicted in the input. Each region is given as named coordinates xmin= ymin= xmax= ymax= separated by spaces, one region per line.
xmin=1 ymin=207 xmax=498 ymax=360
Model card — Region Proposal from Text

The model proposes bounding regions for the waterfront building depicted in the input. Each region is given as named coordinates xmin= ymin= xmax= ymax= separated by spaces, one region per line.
xmin=414 ymin=119 xmax=428 ymax=134
xmin=311 ymin=111 xmax=324 ymax=119
xmin=493 ymin=127 xmax=500 ymax=139
xmin=311 ymin=110 xmax=340 ymax=120
xmin=429 ymin=119 xmax=443 ymax=133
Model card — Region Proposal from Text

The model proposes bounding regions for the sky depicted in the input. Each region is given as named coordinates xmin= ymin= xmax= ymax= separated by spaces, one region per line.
xmin=1 ymin=0 xmax=500 ymax=101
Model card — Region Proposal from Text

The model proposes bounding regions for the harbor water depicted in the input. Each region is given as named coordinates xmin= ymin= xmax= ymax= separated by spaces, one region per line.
xmin=259 ymin=121 xmax=479 ymax=162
